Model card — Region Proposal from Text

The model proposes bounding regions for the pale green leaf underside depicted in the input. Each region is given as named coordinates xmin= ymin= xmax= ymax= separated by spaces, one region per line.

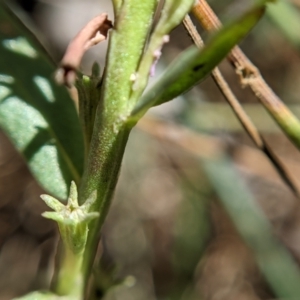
xmin=0 ymin=4 xmax=84 ymax=199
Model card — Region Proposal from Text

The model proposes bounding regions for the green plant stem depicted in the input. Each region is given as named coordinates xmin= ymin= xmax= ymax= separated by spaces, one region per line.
xmin=80 ymin=127 xmax=131 ymax=283
xmin=78 ymin=0 xmax=158 ymax=290
xmin=112 ymin=0 xmax=122 ymax=17
xmin=41 ymin=183 xmax=98 ymax=298
xmin=55 ymin=246 xmax=84 ymax=297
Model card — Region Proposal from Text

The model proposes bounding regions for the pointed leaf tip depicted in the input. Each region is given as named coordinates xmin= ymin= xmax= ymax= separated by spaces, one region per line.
xmin=42 ymin=211 xmax=64 ymax=222
xmin=40 ymin=194 xmax=64 ymax=211
xmin=68 ymin=181 xmax=78 ymax=206
xmin=82 ymin=190 xmax=97 ymax=211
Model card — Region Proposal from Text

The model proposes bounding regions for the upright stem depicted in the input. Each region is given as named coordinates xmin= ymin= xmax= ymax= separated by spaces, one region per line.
xmin=41 ymin=182 xmax=99 ymax=298
xmin=80 ymin=126 xmax=131 ymax=282
xmin=55 ymin=246 xmax=84 ymax=298
xmin=78 ymin=0 xmax=159 ymax=290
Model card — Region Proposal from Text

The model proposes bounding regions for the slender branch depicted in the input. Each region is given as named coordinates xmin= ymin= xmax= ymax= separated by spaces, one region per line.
xmin=183 ymin=15 xmax=300 ymax=197
xmin=192 ymin=0 xmax=300 ymax=150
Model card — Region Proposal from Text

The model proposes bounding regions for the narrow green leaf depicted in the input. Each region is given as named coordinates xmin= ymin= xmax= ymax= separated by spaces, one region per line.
xmin=0 ymin=4 xmax=84 ymax=199
xmin=129 ymin=0 xmax=195 ymax=103
xmin=203 ymin=156 xmax=300 ymax=300
xmin=75 ymin=66 xmax=101 ymax=163
xmin=130 ymin=7 xmax=264 ymax=121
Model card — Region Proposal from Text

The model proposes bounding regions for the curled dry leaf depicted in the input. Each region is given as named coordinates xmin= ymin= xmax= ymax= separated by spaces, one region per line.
xmin=55 ymin=13 xmax=113 ymax=87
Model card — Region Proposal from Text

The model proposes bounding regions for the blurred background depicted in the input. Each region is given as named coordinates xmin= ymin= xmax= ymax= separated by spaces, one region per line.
xmin=1 ymin=0 xmax=300 ymax=299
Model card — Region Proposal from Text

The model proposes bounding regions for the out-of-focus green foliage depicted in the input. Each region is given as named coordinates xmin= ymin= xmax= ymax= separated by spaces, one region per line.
xmin=267 ymin=0 xmax=300 ymax=51
xmin=203 ymin=156 xmax=300 ymax=299
xmin=183 ymin=102 xmax=300 ymax=133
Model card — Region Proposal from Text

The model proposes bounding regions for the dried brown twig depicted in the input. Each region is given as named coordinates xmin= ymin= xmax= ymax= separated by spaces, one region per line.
xmin=183 ymin=14 xmax=300 ymax=197
xmin=192 ymin=0 xmax=300 ymax=152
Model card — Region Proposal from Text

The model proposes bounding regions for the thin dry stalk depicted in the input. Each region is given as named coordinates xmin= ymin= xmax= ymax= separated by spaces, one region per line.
xmin=192 ymin=0 xmax=300 ymax=151
xmin=183 ymin=15 xmax=300 ymax=197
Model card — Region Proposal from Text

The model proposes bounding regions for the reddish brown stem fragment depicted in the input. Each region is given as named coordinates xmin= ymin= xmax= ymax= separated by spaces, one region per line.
xmin=55 ymin=13 xmax=113 ymax=87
